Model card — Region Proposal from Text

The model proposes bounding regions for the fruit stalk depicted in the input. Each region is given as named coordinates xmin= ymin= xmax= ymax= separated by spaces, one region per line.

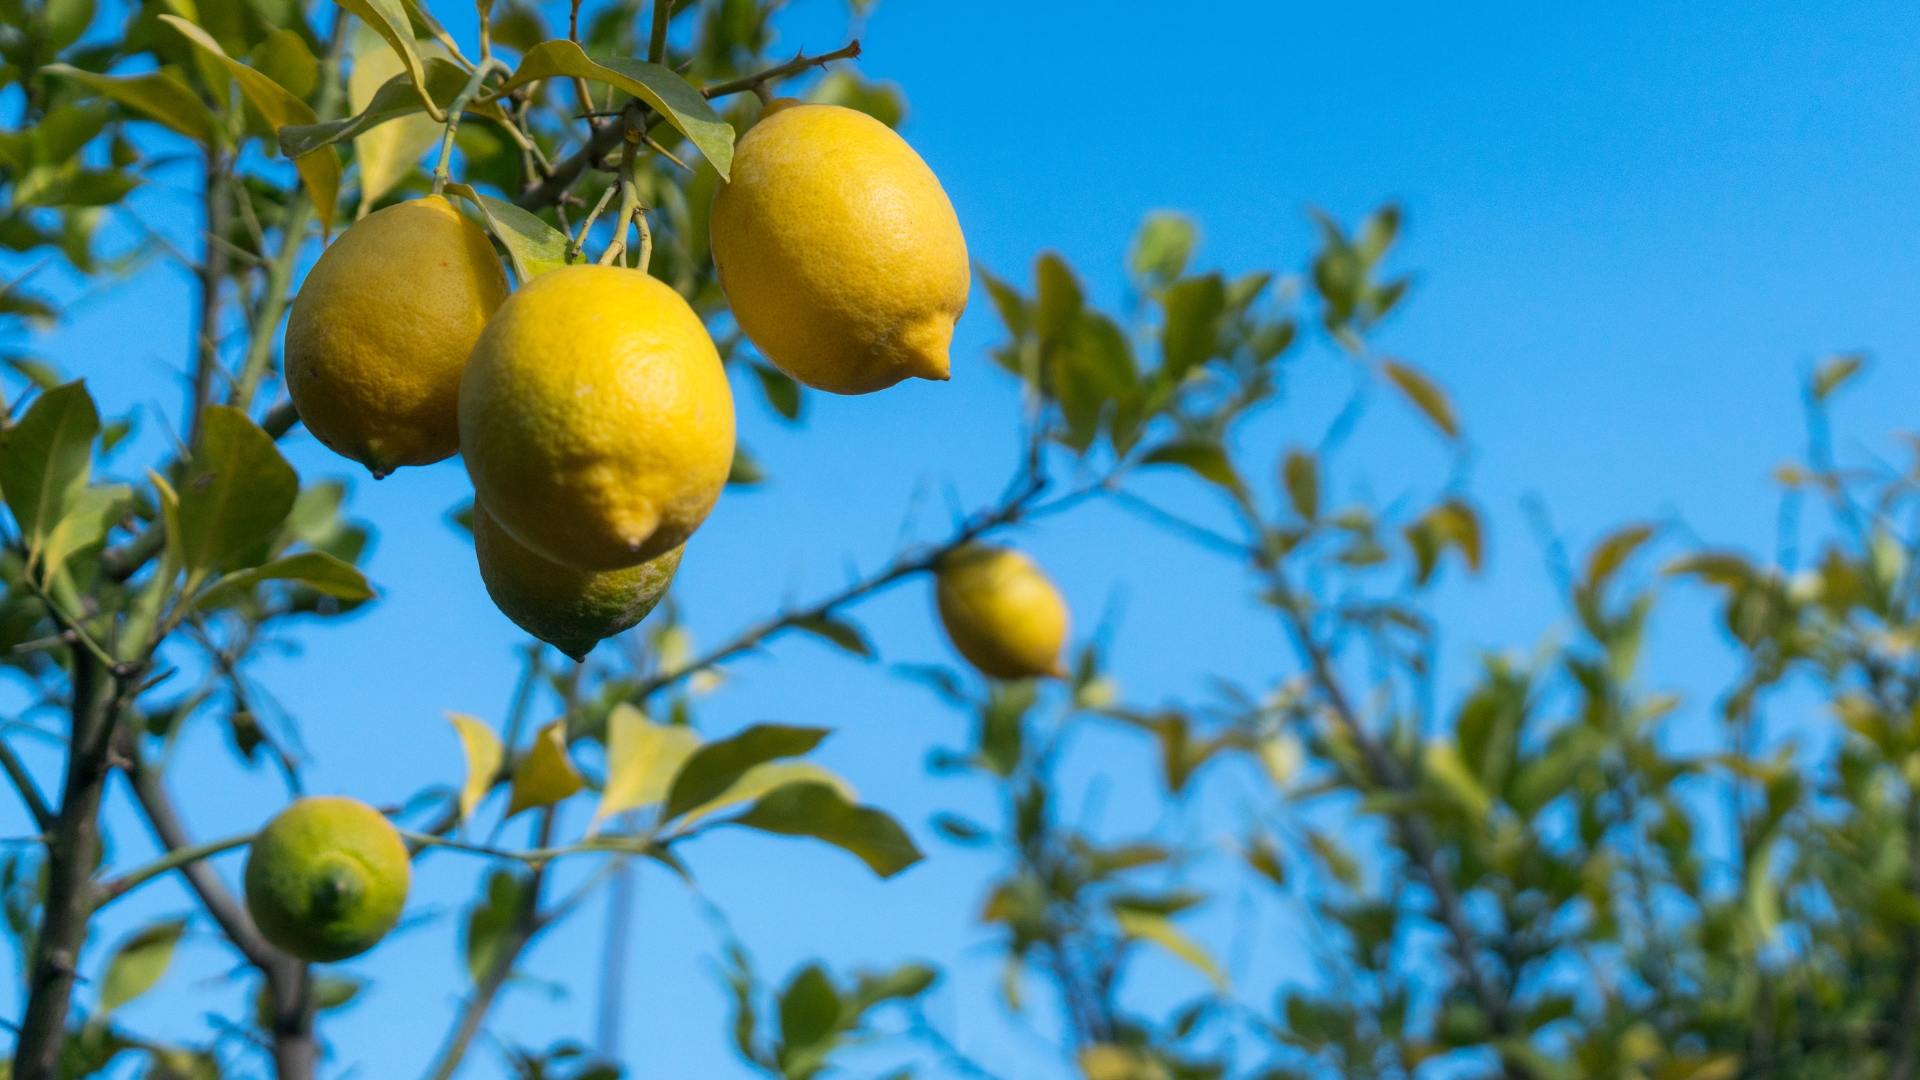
xmin=12 ymin=655 xmax=118 ymax=1080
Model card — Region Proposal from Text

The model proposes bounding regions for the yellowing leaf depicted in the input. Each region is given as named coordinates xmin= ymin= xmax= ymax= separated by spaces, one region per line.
xmin=160 ymin=15 xmax=339 ymax=236
xmin=1381 ymin=358 xmax=1458 ymax=440
xmin=506 ymin=719 xmax=583 ymax=817
xmin=588 ymin=703 xmax=698 ymax=834
xmin=446 ymin=711 xmax=504 ymax=822
xmin=1113 ymin=909 xmax=1226 ymax=989
xmin=349 ymin=20 xmax=447 ymax=215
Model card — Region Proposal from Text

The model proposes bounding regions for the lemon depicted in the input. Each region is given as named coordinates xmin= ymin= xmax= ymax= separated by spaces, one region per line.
xmin=935 ymin=545 xmax=1069 ymax=680
xmin=472 ymin=500 xmax=683 ymax=661
xmin=244 ymin=796 xmax=410 ymax=963
xmin=460 ymin=264 xmax=734 ymax=571
xmin=285 ymin=196 xmax=509 ymax=477
xmin=710 ymin=100 xmax=969 ymax=395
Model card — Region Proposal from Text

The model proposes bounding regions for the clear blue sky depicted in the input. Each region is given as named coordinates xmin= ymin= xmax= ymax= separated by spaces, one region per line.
xmin=7 ymin=0 xmax=1920 ymax=1076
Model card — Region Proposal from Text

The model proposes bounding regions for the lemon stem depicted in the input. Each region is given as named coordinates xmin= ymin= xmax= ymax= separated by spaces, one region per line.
xmin=597 ymin=122 xmax=647 ymax=268
xmin=430 ymin=59 xmax=506 ymax=197
xmin=95 ymin=830 xmax=258 ymax=907
xmin=567 ymin=183 xmax=618 ymax=264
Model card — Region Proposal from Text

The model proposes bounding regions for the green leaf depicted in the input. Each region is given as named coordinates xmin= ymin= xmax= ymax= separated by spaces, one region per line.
xmin=728 ymin=445 xmax=767 ymax=486
xmin=778 ymin=964 xmax=842 ymax=1059
xmin=792 ymin=614 xmax=872 ymax=658
xmin=1404 ymin=498 xmax=1482 ymax=586
xmin=1282 ymin=448 xmax=1318 ymax=520
xmin=1813 ymin=353 xmax=1865 ymax=401
xmin=590 ymin=703 xmax=698 ymax=832
xmin=45 ymin=0 xmax=95 ymax=53
xmin=1130 ymin=211 xmax=1197 ymax=285
xmin=679 ymin=761 xmax=856 ymax=827
xmin=174 ymin=405 xmax=299 ymax=574
xmin=1585 ymin=523 xmax=1655 ymax=593
xmin=0 ymin=380 xmax=99 ymax=561
xmin=1034 ymin=253 xmax=1082 ymax=344
xmin=752 ymin=363 xmax=802 ymax=421
xmin=806 ymin=70 xmax=905 ymax=128
xmin=279 ymin=54 xmax=477 ymax=157
xmin=730 ymin=782 xmax=924 ymax=878
xmin=1161 ymin=274 xmax=1226 ymax=381
xmin=161 ymin=15 xmax=339 ymax=235
xmin=975 ymin=263 xmax=1029 ymax=339
xmin=347 ymin=22 xmax=450 ymax=211
xmin=464 ymin=868 xmax=526 ymax=982
xmin=99 ymin=918 xmax=187 ymax=1014
xmin=1140 ymin=440 xmax=1242 ymax=494
xmin=443 ymin=182 xmax=571 ymax=281
xmin=42 ymin=66 xmax=214 ymax=143
xmin=41 ymin=483 xmax=130 ymax=579
xmin=496 ymin=41 xmax=735 ymax=179
xmin=664 ymin=724 xmax=829 ymax=822
xmin=195 ymin=550 xmax=374 ymax=609
xmin=1380 ymin=359 xmax=1459 ymax=440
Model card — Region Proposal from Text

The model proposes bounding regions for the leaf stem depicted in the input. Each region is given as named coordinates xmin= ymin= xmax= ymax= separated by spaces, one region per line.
xmin=430 ymin=59 xmax=508 ymax=196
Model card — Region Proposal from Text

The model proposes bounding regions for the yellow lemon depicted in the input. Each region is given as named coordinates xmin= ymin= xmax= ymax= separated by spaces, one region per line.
xmin=472 ymin=501 xmax=683 ymax=661
xmin=935 ymin=545 xmax=1069 ymax=680
xmin=285 ymin=196 xmax=508 ymax=477
xmin=243 ymin=796 xmax=410 ymax=963
xmin=460 ymin=264 xmax=734 ymax=571
xmin=710 ymin=100 xmax=968 ymax=395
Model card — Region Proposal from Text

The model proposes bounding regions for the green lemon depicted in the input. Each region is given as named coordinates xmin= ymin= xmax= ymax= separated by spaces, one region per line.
xmin=472 ymin=501 xmax=684 ymax=661
xmin=244 ymin=796 xmax=410 ymax=963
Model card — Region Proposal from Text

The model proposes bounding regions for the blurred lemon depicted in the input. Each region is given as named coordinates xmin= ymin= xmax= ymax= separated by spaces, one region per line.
xmin=244 ymin=796 xmax=410 ymax=963
xmin=935 ymin=545 xmax=1069 ymax=680
xmin=711 ymin=100 xmax=968 ymax=395
xmin=472 ymin=501 xmax=682 ymax=661
xmin=285 ymin=196 xmax=508 ymax=477
xmin=460 ymin=264 xmax=735 ymax=571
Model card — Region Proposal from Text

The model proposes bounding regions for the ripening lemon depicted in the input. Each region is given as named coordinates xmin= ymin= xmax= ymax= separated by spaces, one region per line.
xmin=710 ymin=100 xmax=968 ymax=395
xmin=935 ymin=545 xmax=1069 ymax=680
xmin=244 ymin=796 xmax=410 ymax=963
xmin=472 ymin=501 xmax=683 ymax=662
xmin=285 ymin=196 xmax=508 ymax=477
xmin=460 ymin=264 xmax=734 ymax=571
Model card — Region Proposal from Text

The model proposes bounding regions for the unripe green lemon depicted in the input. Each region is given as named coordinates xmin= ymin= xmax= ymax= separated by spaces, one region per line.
xmin=935 ymin=545 xmax=1070 ymax=680
xmin=244 ymin=796 xmax=410 ymax=963
xmin=460 ymin=264 xmax=735 ymax=571
xmin=472 ymin=500 xmax=683 ymax=661
xmin=285 ymin=196 xmax=509 ymax=477
xmin=710 ymin=100 xmax=968 ymax=395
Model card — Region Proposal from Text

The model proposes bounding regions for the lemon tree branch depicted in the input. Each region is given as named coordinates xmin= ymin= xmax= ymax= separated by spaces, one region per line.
xmin=94 ymin=829 xmax=255 ymax=906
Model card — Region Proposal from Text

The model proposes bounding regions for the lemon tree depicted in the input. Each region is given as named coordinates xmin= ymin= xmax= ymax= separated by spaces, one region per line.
xmin=0 ymin=1 xmax=1906 ymax=1080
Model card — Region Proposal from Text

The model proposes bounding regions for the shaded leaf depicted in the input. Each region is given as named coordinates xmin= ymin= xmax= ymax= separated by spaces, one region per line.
xmin=730 ymin=781 xmax=924 ymax=878
xmin=1282 ymin=448 xmax=1318 ymax=520
xmin=1161 ymin=274 xmax=1226 ymax=380
xmin=43 ymin=66 xmax=214 ymax=143
xmin=196 ymin=550 xmax=373 ymax=608
xmin=752 ymin=363 xmax=802 ymax=421
xmin=99 ymin=918 xmax=187 ymax=1014
xmin=0 ymin=380 xmax=99 ymax=562
xmin=792 ymin=614 xmax=873 ymax=658
xmin=175 ymin=405 xmax=299 ymax=574
xmin=664 ymin=724 xmax=829 ymax=822
xmin=496 ymin=42 xmax=735 ymax=178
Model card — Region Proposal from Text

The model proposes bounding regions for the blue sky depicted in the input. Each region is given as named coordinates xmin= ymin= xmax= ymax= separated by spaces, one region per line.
xmin=7 ymin=0 xmax=1920 ymax=1076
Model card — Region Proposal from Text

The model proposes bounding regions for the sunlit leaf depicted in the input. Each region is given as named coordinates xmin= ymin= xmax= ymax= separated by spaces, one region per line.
xmin=43 ymin=66 xmax=215 ymax=143
xmin=1113 ymin=909 xmax=1226 ymax=989
xmin=446 ymin=712 xmax=505 ymax=822
xmin=443 ymin=182 xmax=570 ymax=280
xmin=160 ymin=15 xmax=340 ymax=235
xmin=678 ymin=761 xmax=856 ymax=827
xmin=506 ymin=719 xmax=583 ymax=817
xmin=196 ymin=550 xmax=374 ymax=609
xmin=590 ymin=703 xmax=698 ymax=833
xmin=1131 ymin=212 xmax=1197 ymax=285
xmin=1813 ymin=353 xmax=1865 ymax=401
